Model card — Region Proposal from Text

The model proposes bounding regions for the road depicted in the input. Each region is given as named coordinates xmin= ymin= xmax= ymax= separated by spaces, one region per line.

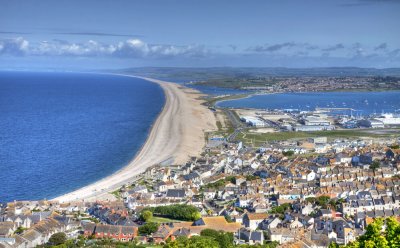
xmin=222 ymin=109 xmax=247 ymax=142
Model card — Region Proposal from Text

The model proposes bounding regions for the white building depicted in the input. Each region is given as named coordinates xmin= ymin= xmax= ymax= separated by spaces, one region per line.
xmin=374 ymin=113 xmax=400 ymax=125
xmin=240 ymin=116 xmax=266 ymax=127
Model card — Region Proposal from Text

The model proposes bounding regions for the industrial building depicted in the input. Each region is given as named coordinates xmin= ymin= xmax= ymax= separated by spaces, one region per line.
xmin=303 ymin=116 xmax=331 ymax=126
xmin=240 ymin=116 xmax=267 ymax=127
xmin=374 ymin=113 xmax=400 ymax=125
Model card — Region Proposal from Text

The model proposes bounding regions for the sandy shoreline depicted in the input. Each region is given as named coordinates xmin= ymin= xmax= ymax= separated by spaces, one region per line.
xmin=53 ymin=75 xmax=216 ymax=203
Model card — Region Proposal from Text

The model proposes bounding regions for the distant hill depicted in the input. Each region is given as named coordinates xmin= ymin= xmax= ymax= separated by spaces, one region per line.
xmin=115 ymin=67 xmax=400 ymax=82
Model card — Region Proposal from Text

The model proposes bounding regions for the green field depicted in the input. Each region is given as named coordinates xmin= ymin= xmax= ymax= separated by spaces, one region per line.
xmin=237 ymin=128 xmax=399 ymax=146
xmin=148 ymin=216 xmax=180 ymax=223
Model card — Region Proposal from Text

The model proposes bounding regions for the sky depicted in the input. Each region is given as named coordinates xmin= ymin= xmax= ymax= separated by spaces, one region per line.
xmin=0 ymin=0 xmax=400 ymax=70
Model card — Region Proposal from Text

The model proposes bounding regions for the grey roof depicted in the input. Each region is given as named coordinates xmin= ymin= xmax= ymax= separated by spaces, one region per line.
xmin=375 ymin=210 xmax=384 ymax=217
xmin=384 ymin=209 xmax=394 ymax=217
xmin=366 ymin=211 xmax=375 ymax=218
xmin=183 ymin=172 xmax=200 ymax=181
xmin=250 ymin=231 xmax=263 ymax=241
xmin=173 ymin=228 xmax=191 ymax=237
xmin=166 ymin=189 xmax=186 ymax=198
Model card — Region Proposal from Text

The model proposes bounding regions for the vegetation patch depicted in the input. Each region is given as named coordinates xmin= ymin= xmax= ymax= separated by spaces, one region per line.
xmin=142 ymin=204 xmax=201 ymax=221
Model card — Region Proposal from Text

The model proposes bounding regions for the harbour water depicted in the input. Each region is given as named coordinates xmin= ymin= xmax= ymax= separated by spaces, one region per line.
xmin=0 ymin=72 xmax=164 ymax=202
xmin=217 ymin=91 xmax=400 ymax=116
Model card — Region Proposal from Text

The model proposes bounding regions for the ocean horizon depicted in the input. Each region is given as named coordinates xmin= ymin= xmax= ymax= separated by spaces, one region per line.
xmin=0 ymin=71 xmax=165 ymax=202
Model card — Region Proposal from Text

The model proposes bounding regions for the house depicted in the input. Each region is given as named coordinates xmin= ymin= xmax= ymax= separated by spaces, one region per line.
xmin=193 ymin=216 xmax=241 ymax=233
xmin=203 ymin=189 xmax=217 ymax=200
xmin=243 ymin=213 xmax=268 ymax=230
xmin=155 ymin=181 xmax=175 ymax=193
xmin=289 ymin=218 xmax=304 ymax=229
xmin=386 ymin=149 xmax=395 ymax=160
xmin=262 ymin=216 xmax=282 ymax=230
xmin=152 ymin=224 xmax=174 ymax=244
xmin=235 ymin=196 xmax=252 ymax=208
xmin=166 ymin=189 xmax=186 ymax=200
xmin=19 ymin=229 xmax=43 ymax=247
xmin=269 ymin=228 xmax=295 ymax=244
xmin=0 ymin=222 xmax=16 ymax=237
xmin=4 ymin=215 xmax=32 ymax=229
xmin=360 ymin=154 xmax=373 ymax=165
xmin=182 ymin=172 xmax=201 ymax=183
xmin=129 ymin=185 xmax=148 ymax=194
xmin=318 ymin=209 xmax=334 ymax=218
xmin=170 ymin=227 xmax=191 ymax=241
xmin=332 ymin=219 xmax=355 ymax=245
xmin=83 ymin=223 xmax=138 ymax=242
xmin=238 ymin=228 xmax=264 ymax=245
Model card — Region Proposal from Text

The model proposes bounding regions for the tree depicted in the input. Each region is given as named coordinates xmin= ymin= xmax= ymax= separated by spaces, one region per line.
xmin=14 ymin=226 xmax=26 ymax=234
xmin=138 ymin=222 xmax=159 ymax=235
xmin=386 ymin=217 xmax=400 ymax=248
xmin=200 ymin=229 xmax=233 ymax=248
xmin=48 ymin=232 xmax=67 ymax=246
xmin=282 ymin=151 xmax=294 ymax=157
xmin=370 ymin=160 xmax=380 ymax=172
xmin=269 ymin=203 xmax=291 ymax=215
xmin=140 ymin=210 xmax=153 ymax=222
xmin=342 ymin=217 xmax=400 ymax=248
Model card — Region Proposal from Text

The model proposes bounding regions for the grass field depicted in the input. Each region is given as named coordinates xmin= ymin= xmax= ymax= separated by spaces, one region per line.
xmin=148 ymin=216 xmax=180 ymax=223
xmin=237 ymin=128 xmax=399 ymax=146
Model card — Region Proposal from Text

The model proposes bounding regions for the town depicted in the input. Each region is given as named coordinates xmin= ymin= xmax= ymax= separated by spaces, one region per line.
xmin=190 ymin=75 xmax=400 ymax=93
xmin=2 ymin=0 xmax=400 ymax=247
xmin=1 ymin=125 xmax=400 ymax=247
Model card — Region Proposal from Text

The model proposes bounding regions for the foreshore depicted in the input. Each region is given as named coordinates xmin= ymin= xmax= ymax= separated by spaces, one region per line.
xmin=53 ymin=75 xmax=216 ymax=203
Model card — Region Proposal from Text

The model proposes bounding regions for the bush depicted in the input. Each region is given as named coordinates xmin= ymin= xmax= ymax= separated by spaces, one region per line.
xmin=282 ymin=151 xmax=294 ymax=156
xmin=48 ymin=232 xmax=67 ymax=246
xmin=269 ymin=203 xmax=291 ymax=215
xmin=138 ymin=222 xmax=159 ymax=235
xmin=305 ymin=196 xmax=331 ymax=208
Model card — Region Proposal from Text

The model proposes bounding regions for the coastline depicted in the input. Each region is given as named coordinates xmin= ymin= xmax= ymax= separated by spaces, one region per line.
xmin=52 ymin=75 xmax=217 ymax=203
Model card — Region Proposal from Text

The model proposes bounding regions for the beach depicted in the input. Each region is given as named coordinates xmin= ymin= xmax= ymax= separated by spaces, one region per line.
xmin=53 ymin=76 xmax=216 ymax=203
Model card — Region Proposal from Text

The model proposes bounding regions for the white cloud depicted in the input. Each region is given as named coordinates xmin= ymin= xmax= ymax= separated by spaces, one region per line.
xmin=0 ymin=37 xmax=208 ymax=59
xmin=0 ymin=37 xmax=29 ymax=55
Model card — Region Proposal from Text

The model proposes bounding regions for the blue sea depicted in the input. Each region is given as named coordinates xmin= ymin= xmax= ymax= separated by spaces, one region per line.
xmin=0 ymin=72 xmax=164 ymax=202
xmin=217 ymin=91 xmax=400 ymax=115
